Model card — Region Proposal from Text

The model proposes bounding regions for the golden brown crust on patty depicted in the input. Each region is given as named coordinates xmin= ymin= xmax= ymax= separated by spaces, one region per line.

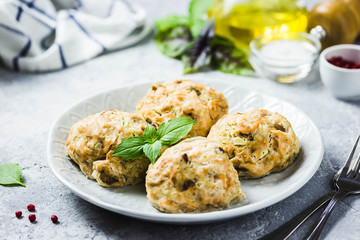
xmin=136 ymin=80 xmax=228 ymax=137
xmin=146 ymin=137 xmax=245 ymax=213
xmin=66 ymin=110 xmax=147 ymax=178
xmin=207 ymin=109 xmax=301 ymax=178
xmin=92 ymin=151 xmax=150 ymax=187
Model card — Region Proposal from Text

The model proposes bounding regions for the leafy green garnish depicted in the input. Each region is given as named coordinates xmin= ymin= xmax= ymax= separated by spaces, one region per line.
xmin=155 ymin=15 xmax=189 ymax=33
xmin=182 ymin=20 xmax=214 ymax=74
xmin=154 ymin=0 xmax=253 ymax=76
xmin=158 ymin=117 xmax=196 ymax=146
xmin=144 ymin=124 xmax=158 ymax=143
xmin=143 ymin=141 xmax=162 ymax=164
xmin=155 ymin=16 xmax=193 ymax=58
xmin=211 ymin=36 xmax=253 ymax=75
xmin=113 ymin=117 xmax=196 ymax=164
xmin=0 ymin=163 xmax=25 ymax=187
xmin=188 ymin=0 xmax=214 ymax=38
xmin=113 ymin=137 xmax=146 ymax=159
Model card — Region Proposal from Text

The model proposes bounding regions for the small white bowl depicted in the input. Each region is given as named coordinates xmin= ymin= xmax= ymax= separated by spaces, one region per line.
xmin=320 ymin=44 xmax=360 ymax=100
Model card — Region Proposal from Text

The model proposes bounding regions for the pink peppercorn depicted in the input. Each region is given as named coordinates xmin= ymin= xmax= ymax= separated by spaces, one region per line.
xmin=327 ymin=56 xmax=360 ymax=69
xmin=27 ymin=204 xmax=35 ymax=212
xmin=29 ymin=214 xmax=36 ymax=222
xmin=15 ymin=211 xmax=22 ymax=218
xmin=51 ymin=215 xmax=58 ymax=223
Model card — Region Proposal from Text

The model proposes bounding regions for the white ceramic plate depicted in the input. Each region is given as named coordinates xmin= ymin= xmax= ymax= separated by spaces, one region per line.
xmin=47 ymin=79 xmax=324 ymax=224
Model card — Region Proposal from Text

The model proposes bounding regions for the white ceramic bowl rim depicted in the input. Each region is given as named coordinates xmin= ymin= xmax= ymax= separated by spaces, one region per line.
xmin=250 ymin=31 xmax=321 ymax=64
xmin=320 ymin=44 xmax=360 ymax=73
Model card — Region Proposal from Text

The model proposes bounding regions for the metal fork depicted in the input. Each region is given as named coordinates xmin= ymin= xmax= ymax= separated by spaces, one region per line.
xmin=258 ymin=135 xmax=360 ymax=240
xmin=306 ymin=134 xmax=360 ymax=240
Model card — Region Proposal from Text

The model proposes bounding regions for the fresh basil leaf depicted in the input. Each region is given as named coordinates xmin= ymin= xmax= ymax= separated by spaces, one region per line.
xmin=161 ymin=124 xmax=194 ymax=146
xmin=189 ymin=0 xmax=214 ymax=38
xmin=143 ymin=141 xmax=162 ymax=164
xmin=144 ymin=124 xmax=158 ymax=143
xmin=211 ymin=36 xmax=253 ymax=75
xmin=155 ymin=16 xmax=194 ymax=58
xmin=158 ymin=117 xmax=196 ymax=146
xmin=112 ymin=118 xmax=196 ymax=163
xmin=0 ymin=163 xmax=25 ymax=187
xmin=113 ymin=137 xmax=145 ymax=159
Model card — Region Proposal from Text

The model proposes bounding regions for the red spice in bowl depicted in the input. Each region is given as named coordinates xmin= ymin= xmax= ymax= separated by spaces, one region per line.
xmin=327 ymin=56 xmax=360 ymax=69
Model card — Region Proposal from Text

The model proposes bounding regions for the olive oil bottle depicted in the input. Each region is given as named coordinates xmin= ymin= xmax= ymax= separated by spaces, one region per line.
xmin=209 ymin=0 xmax=308 ymax=48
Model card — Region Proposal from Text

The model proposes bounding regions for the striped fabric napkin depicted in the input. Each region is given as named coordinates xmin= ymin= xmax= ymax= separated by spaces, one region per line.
xmin=0 ymin=0 xmax=149 ymax=72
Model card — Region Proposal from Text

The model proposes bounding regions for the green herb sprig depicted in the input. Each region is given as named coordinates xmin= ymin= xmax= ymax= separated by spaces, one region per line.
xmin=113 ymin=117 xmax=196 ymax=164
xmin=0 ymin=163 xmax=26 ymax=187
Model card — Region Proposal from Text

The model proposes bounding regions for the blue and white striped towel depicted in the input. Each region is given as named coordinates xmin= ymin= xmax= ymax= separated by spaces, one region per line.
xmin=0 ymin=0 xmax=149 ymax=72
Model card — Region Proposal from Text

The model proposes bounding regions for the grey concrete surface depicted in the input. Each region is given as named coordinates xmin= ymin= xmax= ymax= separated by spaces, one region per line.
xmin=1 ymin=0 xmax=360 ymax=239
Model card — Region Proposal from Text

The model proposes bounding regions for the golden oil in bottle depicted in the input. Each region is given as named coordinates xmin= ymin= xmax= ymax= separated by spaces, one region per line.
xmin=209 ymin=0 xmax=308 ymax=48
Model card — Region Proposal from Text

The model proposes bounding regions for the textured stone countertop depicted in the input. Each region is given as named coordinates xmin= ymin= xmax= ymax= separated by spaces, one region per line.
xmin=1 ymin=0 xmax=360 ymax=239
